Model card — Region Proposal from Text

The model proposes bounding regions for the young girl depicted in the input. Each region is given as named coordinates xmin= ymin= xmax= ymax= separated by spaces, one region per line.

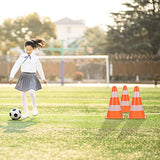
xmin=9 ymin=39 xmax=47 ymax=119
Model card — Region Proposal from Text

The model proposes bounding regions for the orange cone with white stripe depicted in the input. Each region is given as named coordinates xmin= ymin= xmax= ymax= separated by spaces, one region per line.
xmin=128 ymin=86 xmax=146 ymax=119
xmin=106 ymin=86 xmax=124 ymax=119
xmin=120 ymin=85 xmax=131 ymax=112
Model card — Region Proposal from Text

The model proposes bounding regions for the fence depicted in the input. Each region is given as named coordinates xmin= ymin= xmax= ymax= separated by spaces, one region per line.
xmin=109 ymin=54 xmax=160 ymax=82
xmin=111 ymin=61 xmax=160 ymax=81
xmin=1 ymin=55 xmax=160 ymax=83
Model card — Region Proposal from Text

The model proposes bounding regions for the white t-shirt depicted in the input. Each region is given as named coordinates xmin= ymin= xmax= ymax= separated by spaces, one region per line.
xmin=10 ymin=52 xmax=45 ymax=80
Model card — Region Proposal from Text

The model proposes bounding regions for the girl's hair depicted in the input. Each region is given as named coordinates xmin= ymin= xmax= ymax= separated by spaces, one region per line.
xmin=25 ymin=38 xmax=46 ymax=49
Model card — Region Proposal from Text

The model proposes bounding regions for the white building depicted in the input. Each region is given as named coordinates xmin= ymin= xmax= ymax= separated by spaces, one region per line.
xmin=55 ymin=17 xmax=86 ymax=43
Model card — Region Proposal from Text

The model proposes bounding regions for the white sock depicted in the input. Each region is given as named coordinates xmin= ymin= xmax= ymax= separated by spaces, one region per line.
xmin=29 ymin=89 xmax=37 ymax=113
xmin=21 ymin=92 xmax=29 ymax=115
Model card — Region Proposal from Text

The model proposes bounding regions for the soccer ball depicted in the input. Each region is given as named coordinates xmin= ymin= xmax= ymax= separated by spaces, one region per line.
xmin=9 ymin=108 xmax=21 ymax=120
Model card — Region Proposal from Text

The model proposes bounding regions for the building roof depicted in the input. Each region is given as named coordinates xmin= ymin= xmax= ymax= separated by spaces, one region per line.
xmin=55 ymin=17 xmax=85 ymax=25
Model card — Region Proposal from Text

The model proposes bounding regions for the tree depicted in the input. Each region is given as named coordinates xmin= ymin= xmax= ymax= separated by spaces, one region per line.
xmin=84 ymin=26 xmax=106 ymax=54
xmin=0 ymin=18 xmax=18 ymax=54
xmin=106 ymin=0 xmax=160 ymax=55
xmin=0 ymin=12 xmax=57 ymax=55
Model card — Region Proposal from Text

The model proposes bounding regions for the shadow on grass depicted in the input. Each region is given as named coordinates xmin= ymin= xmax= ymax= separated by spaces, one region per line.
xmin=0 ymin=118 xmax=37 ymax=133
xmin=118 ymin=119 xmax=145 ymax=139
xmin=97 ymin=118 xmax=123 ymax=139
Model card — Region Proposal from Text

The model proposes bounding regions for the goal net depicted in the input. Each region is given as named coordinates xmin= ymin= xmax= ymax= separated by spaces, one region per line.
xmin=39 ymin=55 xmax=109 ymax=85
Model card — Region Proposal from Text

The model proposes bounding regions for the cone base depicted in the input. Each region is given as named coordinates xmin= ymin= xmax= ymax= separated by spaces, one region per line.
xmin=128 ymin=111 xmax=146 ymax=119
xmin=121 ymin=106 xmax=131 ymax=112
xmin=106 ymin=111 xmax=124 ymax=119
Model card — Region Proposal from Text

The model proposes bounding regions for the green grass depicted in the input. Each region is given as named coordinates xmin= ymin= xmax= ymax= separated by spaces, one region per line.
xmin=0 ymin=86 xmax=160 ymax=160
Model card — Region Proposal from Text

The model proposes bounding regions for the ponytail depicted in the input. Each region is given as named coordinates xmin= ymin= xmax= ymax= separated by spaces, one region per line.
xmin=25 ymin=38 xmax=46 ymax=49
xmin=31 ymin=39 xmax=46 ymax=48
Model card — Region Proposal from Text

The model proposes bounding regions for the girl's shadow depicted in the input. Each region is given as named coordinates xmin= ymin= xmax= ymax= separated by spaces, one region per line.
xmin=0 ymin=118 xmax=37 ymax=133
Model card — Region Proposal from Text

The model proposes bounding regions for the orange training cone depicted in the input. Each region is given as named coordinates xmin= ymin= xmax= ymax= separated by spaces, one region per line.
xmin=120 ymin=85 xmax=131 ymax=112
xmin=106 ymin=86 xmax=124 ymax=119
xmin=128 ymin=86 xmax=146 ymax=119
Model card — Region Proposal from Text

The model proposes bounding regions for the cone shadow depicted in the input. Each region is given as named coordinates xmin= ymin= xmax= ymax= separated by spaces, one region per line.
xmin=118 ymin=119 xmax=145 ymax=139
xmin=98 ymin=119 xmax=123 ymax=139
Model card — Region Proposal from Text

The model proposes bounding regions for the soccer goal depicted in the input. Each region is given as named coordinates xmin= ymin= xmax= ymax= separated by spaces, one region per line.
xmin=39 ymin=55 xmax=109 ymax=85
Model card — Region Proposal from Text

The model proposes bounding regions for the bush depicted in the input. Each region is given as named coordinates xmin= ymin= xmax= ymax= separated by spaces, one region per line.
xmin=73 ymin=71 xmax=84 ymax=81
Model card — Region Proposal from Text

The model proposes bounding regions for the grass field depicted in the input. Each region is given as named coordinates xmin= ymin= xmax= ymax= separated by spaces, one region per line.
xmin=0 ymin=85 xmax=160 ymax=160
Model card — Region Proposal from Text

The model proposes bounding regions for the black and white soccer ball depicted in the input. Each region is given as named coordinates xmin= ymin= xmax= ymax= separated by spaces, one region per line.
xmin=9 ymin=108 xmax=21 ymax=120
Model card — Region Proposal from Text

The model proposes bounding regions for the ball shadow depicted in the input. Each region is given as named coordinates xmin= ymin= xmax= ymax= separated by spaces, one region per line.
xmin=0 ymin=118 xmax=37 ymax=133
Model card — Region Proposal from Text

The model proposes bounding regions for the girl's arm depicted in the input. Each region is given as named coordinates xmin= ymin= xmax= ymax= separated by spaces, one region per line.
xmin=9 ymin=56 xmax=22 ymax=80
xmin=36 ymin=57 xmax=47 ymax=83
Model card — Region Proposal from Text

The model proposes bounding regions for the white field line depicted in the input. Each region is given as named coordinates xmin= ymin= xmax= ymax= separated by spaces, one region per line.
xmin=1 ymin=97 xmax=160 ymax=102
xmin=0 ymin=113 xmax=160 ymax=116
xmin=0 ymin=114 xmax=102 ymax=116
xmin=2 ymin=103 xmax=160 ymax=108
xmin=0 ymin=103 xmax=108 ymax=107
xmin=145 ymin=113 xmax=160 ymax=115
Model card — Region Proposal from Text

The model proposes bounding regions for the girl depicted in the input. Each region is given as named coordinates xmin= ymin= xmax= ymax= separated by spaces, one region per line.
xmin=9 ymin=39 xmax=47 ymax=119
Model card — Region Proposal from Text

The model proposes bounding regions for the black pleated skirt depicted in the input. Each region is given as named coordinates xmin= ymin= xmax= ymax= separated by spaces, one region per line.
xmin=15 ymin=72 xmax=42 ymax=92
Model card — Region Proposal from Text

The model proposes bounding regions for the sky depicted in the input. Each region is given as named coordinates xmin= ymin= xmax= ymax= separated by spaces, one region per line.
xmin=0 ymin=0 xmax=128 ymax=28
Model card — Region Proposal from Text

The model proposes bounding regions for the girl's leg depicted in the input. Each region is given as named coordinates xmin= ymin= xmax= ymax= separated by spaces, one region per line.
xmin=29 ymin=89 xmax=38 ymax=116
xmin=21 ymin=91 xmax=30 ymax=118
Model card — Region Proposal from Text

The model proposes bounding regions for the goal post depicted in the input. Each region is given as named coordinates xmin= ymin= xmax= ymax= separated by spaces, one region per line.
xmin=39 ymin=55 xmax=109 ymax=85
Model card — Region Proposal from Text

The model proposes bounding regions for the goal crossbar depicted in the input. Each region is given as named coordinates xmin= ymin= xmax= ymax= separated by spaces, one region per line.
xmin=39 ymin=55 xmax=108 ymax=59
